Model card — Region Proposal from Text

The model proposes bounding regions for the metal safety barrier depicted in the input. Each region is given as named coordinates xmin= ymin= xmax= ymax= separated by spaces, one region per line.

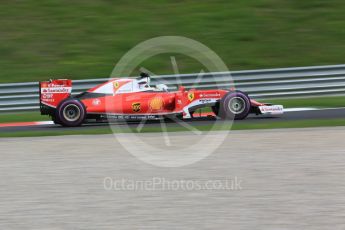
xmin=1 ymin=64 xmax=345 ymax=112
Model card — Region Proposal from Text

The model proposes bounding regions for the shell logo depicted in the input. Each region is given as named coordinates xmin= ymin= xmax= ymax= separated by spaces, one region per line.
xmin=149 ymin=97 xmax=164 ymax=111
xmin=188 ymin=92 xmax=195 ymax=101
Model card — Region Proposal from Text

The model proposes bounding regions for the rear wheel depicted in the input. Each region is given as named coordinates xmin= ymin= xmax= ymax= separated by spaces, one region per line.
xmin=219 ymin=91 xmax=251 ymax=120
xmin=56 ymin=99 xmax=86 ymax=127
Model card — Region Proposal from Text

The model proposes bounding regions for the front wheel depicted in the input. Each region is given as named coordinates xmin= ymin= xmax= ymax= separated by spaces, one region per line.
xmin=219 ymin=91 xmax=251 ymax=120
xmin=56 ymin=99 xmax=86 ymax=127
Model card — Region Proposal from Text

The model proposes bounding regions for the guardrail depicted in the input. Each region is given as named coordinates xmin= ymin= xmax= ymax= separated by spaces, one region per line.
xmin=1 ymin=64 xmax=345 ymax=112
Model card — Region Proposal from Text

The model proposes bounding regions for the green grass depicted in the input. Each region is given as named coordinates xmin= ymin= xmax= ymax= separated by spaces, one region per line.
xmin=0 ymin=128 xmax=113 ymax=138
xmin=232 ymin=118 xmax=345 ymax=130
xmin=0 ymin=112 xmax=48 ymax=123
xmin=1 ymin=0 xmax=345 ymax=83
xmin=266 ymin=96 xmax=345 ymax=108
xmin=0 ymin=111 xmax=211 ymax=124
xmin=1 ymin=118 xmax=345 ymax=138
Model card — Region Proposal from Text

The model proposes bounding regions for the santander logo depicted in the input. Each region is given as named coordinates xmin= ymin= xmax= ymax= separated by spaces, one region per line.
xmin=41 ymin=87 xmax=72 ymax=94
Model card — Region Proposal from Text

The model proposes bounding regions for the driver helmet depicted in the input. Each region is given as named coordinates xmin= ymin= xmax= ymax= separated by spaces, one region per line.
xmin=138 ymin=72 xmax=151 ymax=88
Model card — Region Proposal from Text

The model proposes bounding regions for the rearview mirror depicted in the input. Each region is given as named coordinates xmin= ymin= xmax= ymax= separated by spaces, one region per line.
xmin=156 ymin=84 xmax=169 ymax=92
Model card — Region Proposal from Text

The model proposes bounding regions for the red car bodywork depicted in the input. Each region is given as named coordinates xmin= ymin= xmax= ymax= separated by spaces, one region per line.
xmin=39 ymin=78 xmax=283 ymax=126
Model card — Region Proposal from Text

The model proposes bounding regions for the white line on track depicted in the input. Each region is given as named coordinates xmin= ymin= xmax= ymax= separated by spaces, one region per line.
xmin=37 ymin=121 xmax=54 ymax=125
xmin=284 ymin=108 xmax=319 ymax=112
xmin=284 ymin=107 xmax=345 ymax=112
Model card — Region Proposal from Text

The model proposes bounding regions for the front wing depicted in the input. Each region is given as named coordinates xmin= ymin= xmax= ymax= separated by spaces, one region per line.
xmin=257 ymin=105 xmax=284 ymax=115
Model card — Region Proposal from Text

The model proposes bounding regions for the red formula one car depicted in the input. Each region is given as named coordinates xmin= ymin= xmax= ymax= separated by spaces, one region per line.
xmin=39 ymin=73 xmax=283 ymax=127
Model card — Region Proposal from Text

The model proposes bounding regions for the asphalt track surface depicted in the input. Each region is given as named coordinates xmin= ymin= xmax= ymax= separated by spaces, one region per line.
xmin=1 ymin=107 xmax=345 ymax=133
xmin=1 ymin=127 xmax=345 ymax=229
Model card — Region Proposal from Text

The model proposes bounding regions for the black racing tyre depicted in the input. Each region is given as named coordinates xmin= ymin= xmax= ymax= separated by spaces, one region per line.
xmin=56 ymin=99 xmax=86 ymax=127
xmin=219 ymin=91 xmax=251 ymax=120
xmin=52 ymin=115 xmax=61 ymax=125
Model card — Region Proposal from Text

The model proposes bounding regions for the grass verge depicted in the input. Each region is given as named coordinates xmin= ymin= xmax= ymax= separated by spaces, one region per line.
xmin=1 ymin=1 xmax=345 ymax=83
xmin=267 ymin=96 xmax=345 ymax=108
xmin=0 ymin=112 xmax=48 ymax=123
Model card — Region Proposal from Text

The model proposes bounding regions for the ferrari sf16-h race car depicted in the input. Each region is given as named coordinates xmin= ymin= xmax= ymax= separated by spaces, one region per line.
xmin=39 ymin=73 xmax=284 ymax=127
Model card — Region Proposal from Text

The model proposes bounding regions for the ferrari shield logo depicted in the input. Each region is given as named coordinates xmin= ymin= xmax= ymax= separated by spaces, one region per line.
xmin=132 ymin=102 xmax=141 ymax=112
xmin=188 ymin=92 xmax=195 ymax=101
xmin=113 ymin=81 xmax=120 ymax=89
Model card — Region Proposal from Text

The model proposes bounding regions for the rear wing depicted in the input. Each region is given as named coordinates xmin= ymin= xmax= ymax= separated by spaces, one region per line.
xmin=39 ymin=79 xmax=72 ymax=115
